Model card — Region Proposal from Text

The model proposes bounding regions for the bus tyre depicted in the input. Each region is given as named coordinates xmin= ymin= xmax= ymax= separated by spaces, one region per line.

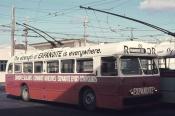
xmin=21 ymin=85 xmax=30 ymax=101
xmin=82 ymin=89 xmax=96 ymax=111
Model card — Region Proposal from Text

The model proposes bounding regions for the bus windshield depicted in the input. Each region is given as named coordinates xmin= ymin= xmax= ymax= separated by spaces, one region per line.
xmin=121 ymin=56 xmax=158 ymax=75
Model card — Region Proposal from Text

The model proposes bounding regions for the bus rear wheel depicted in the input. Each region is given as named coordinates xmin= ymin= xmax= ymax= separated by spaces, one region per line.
xmin=21 ymin=85 xmax=30 ymax=101
xmin=81 ymin=89 xmax=96 ymax=111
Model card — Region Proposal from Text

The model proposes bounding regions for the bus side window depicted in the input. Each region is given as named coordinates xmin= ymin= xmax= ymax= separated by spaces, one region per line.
xmin=34 ymin=61 xmax=43 ymax=73
xmin=8 ymin=63 xmax=13 ymax=73
xmin=101 ymin=56 xmax=118 ymax=76
xmin=23 ymin=62 xmax=33 ymax=73
xmin=47 ymin=60 xmax=59 ymax=73
xmin=61 ymin=59 xmax=74 ymax=73
xmin=14 ymin=63 xmax=22 ymax=73
xmin=77 ymin=58 xmax=93 ymax=73
xmin=0 ymin=60 xmax=7 ymax=72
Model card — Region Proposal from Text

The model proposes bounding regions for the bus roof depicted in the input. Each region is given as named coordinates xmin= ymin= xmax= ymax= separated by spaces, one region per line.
xmin=9 ymin=41 xmax=156 ymax=63
xmin=156 ymin=41 xmax=175 ymax=58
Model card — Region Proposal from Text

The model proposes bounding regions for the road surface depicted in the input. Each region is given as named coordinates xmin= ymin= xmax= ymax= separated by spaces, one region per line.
xmin=0 ymin=91 xmax=175 ymax=116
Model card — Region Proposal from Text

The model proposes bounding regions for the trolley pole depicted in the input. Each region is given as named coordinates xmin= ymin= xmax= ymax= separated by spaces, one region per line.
xmin=11 ymin=6 xmax=15 ymax=57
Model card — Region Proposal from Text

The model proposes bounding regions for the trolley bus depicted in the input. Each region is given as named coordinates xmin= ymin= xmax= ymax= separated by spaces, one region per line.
xmin=5 ymin=41 xmax=160 ymax=110
xmin=156 ymin=41 xmax=175 ymax=103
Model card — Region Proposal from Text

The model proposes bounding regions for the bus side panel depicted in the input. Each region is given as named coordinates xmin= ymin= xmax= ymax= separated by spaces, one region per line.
xmin=95 ymin=77 xmax=123 ymax=109
xmin=44 ymin=82 xmax=79 ymax=104
xmin=28 ymin=81 xmax=45 ymax=100
xmin=5 ymin=74 xmax=21 ymax=96
xmin=44 ymin=81 xmax=100 ymax=105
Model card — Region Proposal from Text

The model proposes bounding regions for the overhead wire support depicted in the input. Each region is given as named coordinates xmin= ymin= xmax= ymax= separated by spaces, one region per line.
xmin=16 ymin=22 xmax=57 ymax=48
xmin=80 ymin=6 xmax=175 ymax=37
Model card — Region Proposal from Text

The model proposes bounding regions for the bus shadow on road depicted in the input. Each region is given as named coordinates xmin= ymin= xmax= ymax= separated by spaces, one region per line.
xmin=5 ymin=93 xmax=175 ymax=116
xmin=0 ymin=103 xmax=165 ymax=116
xmin=5 ymin=94 xmax=166 ymax=116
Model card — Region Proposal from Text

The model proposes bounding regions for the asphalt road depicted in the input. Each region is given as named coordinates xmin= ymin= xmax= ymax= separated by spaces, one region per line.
xmin=0 ymin=91 xmax=175 ymax=116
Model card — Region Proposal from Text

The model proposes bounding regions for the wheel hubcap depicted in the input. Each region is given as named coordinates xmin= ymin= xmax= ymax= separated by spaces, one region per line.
xmin=85 ymin=93 xmax=95 ymax=105
xmin=23 ymin=88 xmax=28 ymax=99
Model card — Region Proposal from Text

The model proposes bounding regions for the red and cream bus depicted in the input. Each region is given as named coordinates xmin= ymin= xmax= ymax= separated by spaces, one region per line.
xmin=5 ymin=41 xmax=160 ymax=110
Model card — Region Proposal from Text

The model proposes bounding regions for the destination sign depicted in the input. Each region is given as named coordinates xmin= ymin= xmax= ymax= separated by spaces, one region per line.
xmin=124 ymin=45 xmax=156 ymax=54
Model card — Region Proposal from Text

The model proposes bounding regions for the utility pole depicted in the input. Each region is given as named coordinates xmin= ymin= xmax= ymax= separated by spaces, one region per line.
xmin=11 ymin=6 xmax=15 ymax=57
xmin=130 ymin=29 xmax=134 ymax=41
xmin=127 ymin=27 xmax=136 ymax=41
xmin=23 ymin=17 xmax=28 ymax=53
xmin=83 ymin=16 xmax=88 ymax=46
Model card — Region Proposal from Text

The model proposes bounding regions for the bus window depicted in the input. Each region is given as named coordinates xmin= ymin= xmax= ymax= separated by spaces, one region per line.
xmin=23 ymin=62 xmax=33 ymax=73
xmin=61 ymin=59 xmax=74 ymax=73
xmin=77 ymin=58 xmax=93 ymax=73
xmin=14 ymin=63 xmax=22 ymax=73
xmin=159 ymin=58 xmax=175 ymax=70
xmin=158 ymin=59 xmax=166 ymax=69
xmin=34 ymin=61 xmax=43 ymax=73
xmin=140 ymin=58 xmax=158 ymax=75
xmin=8 ymin=63 xmax=13 ymax=73
xmin=47 ymin=60 xmax=59 ymax=73
xmin=0 ymin=60 xmax=7 ymax=72
xmin=101 ymin=56 xmax=118 ymax=76
xmin=121 ymin=57 xmax=141 ymax=75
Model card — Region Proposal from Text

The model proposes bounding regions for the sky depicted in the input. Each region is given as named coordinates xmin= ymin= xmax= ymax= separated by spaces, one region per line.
xmin=0 ymin=0 xmax=175 ymax=45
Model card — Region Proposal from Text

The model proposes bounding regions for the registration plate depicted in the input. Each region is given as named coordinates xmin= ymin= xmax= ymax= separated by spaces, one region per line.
xmin=129 ymin=87 xmax=156 ymax=96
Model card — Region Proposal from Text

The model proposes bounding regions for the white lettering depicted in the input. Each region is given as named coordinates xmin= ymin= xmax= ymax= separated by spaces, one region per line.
xmin=14 ymin=75 xmax=97 ymax=83
xmin=130 ymin=87 xmax=156 ymax=96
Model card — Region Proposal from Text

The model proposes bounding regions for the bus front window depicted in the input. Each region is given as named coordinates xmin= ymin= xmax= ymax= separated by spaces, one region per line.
xmin=140 ymin=58 xmax=158 ymax=75
xmin=121 ymin=57 xmax=142 ymax=75
xmin=121 ymin=56 xmax=158 ymax=75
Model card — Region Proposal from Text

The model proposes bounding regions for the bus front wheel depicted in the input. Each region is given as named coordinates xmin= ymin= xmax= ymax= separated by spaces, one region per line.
xmin=81 ymin=89 xmax=96 ymax=111
xmin=21 ymin=85 xmax=30 ymax=101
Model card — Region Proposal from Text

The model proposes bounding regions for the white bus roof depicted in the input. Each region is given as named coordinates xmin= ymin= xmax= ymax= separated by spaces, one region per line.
xmin=9 ymin=41 xmax=156 ymax=63
xmin=155 ymin=41 xmax=175 ymax=58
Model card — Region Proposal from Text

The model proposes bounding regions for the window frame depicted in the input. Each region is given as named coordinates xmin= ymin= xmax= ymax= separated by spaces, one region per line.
xmin=14 ymin=63 xmax=22 ymax=73
xmin=61 ymin=59 xmax=75 ymax=73
xmin=0 ymin=60 xmax=7 ymax=72
xmin=34 ymin=61 xmax=43 ymax=73
xmin=7 ymin=63 xmax=13 ymax=74
xmin=100 ymin=56 xmax=118 ymax=76
xmin=120 ymin=56 xmax=159 ymax=76
xmin=47 ymin=60 xmax=59 ymax=73
xmin=76 ymin=58 xmax=93 ymax=73
xmin=120 ymin=56 xmax=142 ymax=75
xmin=23 ymin=62 xmax=33 ymax=73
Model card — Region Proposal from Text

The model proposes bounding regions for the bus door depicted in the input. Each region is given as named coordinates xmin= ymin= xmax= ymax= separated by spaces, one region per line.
xmin=96 ymin=56 xmax=120 ymax=108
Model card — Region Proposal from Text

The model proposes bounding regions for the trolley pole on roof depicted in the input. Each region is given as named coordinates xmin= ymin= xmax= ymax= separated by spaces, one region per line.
xmin=80 ymin=6 xmax=175 ymax=38
xmin=11 ymin=6 xmax=15 ymax=57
